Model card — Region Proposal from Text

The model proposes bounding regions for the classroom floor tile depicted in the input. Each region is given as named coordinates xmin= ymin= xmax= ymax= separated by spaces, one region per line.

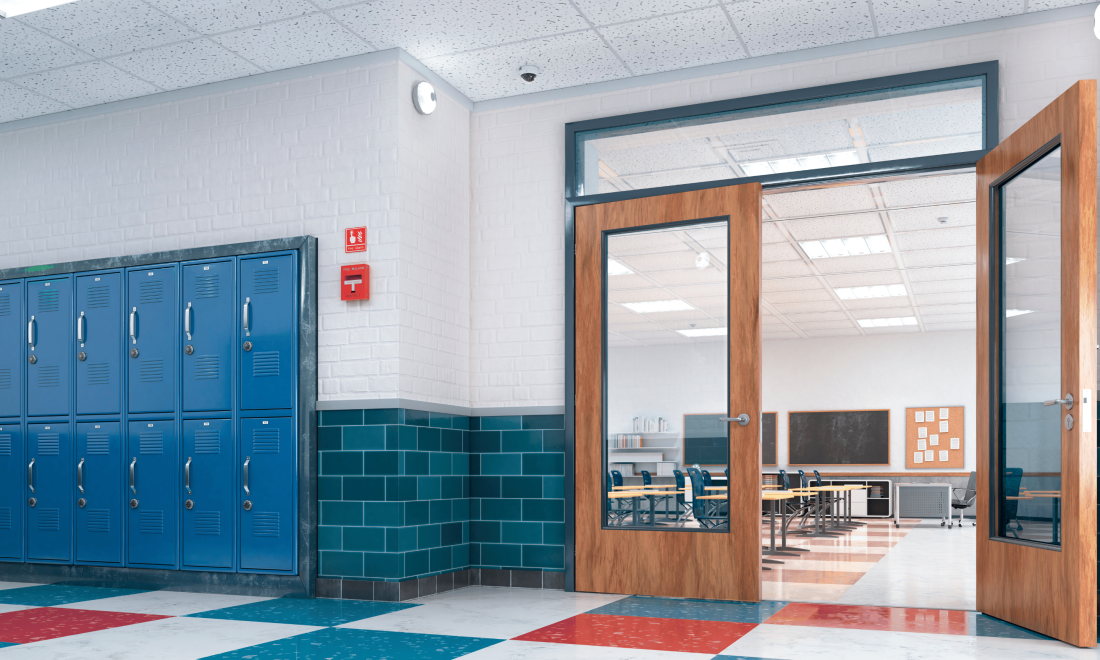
xmin=54 ymin=590 xmax=274 ymax=616
xmin=187 ymin=596 xmax=417 ymax=626
xmin=461 ymin=639 xmax=714 ymax=659
xmin=0 ymin=606 xmax=170 ymax=643
xmin=767 ymin=602 xmax=970 ymax=635
xmin=586 ymin=596 xmax=788 ymax=623
xmin=0 ymin=584 xmax=151 ymax=607
xmin=514 ymin=612 xmax=757 ymax=654
xmin=203 ymin=627 xmax=503 ymax=659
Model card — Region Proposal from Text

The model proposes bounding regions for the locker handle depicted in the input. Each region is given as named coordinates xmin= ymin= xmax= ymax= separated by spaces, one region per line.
xmin=243 ymin=298 xmax=251 ymax=337
xmin=129 ymin=308 xmax=137 ymax=344
xmin=27 ymin=317 xmax=35 ymax=349
xmin=184 ymin=457 xmax=191 ymax=495
xmin=130 ymin=457 xmax=137 ymax=494
xmin=77 ymin=312 xmax=85 ymax=343
xmin=27 ymin=458 xmax=34 ymax=493
xmin=243 ymin=456 xmax=250 ymax=496
xmin=77 ymin=458 xmax=84 ymax=495
xmin=184 ymin=303 xmax=192 ymax=341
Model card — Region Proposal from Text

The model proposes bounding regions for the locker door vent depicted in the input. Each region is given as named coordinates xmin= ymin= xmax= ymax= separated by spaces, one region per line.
xmin=38 ymin=508 xmax=60 ymax=531
xmin=194 ymin=356 xmax=220 ymax=381
xmin=86 ymin=363 xmax=110 ymax=386
xmin=139 ymin=510 xmax=164 ymax=534
xmin=0 ymin=433 xmax=10 ymax=456
xmin=139 ymin=432 xmax=163 ymax=455
xmin=86 ymin=433 xmax=110 ymax=455
xmin=87 ymin=509 xmax=110 ymax=533
xmin=0 ymin=293 xmax=9 ymax=316
xmin=0 ymin=368 xmax=9 ymax=389
xmin=252 ymin=352 xmax=279 ymax=378
xmin=37 ymin=433 xmax=59 ymax=455
xmin=37 ymin=365 xmax=60 ymax=387
xmin=0 ymin=507 xmax=10 ymax=530
xmin=252 ymin=429 xmax=279 ymax=453
xmin=252 ymin=268 xmax=279 ymax=294
xmin=194 ymin=274 xmax=219 ymax=299
xmin=194 ymin=430 xmax=220 ymax=454
xmin=195 ymin=511 xmax=221 ymax=536
xmin=138 ymin=280 xmax=163 ymax=305
xmin=252 ymin=512 xmax=279 ymax=537
xmin=86 ymin=285 xmax=111 ymax=309
xmin=37 ymin=289 xmax=59 ymax=313
xmin=139 ymin=359 xmax=164 ymax=383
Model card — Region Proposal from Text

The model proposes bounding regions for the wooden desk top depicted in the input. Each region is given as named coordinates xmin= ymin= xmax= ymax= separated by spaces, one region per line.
xmin=762 ymin=485 xmax=781 ymax=489
xmin=607 ymin=491 xmax=680 ymax=498
xmin=1006 ymin=496 xmax=1034 ymax=500
xmin=762 ymin=491 xmax=796 ymax=500
xmin=611 ymin=485 xmax=668 ymax=490
xmin=697 ymin=494 xmax=727 ymax=500
xmin=1024 ymin=492 xmax=1062 ymax=498
xmin=705 ymin=486 xmax=727 ymax=491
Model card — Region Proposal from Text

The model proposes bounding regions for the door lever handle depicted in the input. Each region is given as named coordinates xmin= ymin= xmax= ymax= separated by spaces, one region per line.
xmin=719 ymin=414 xmax=751 ymax=426
xmin=27 ymin=458 xmax=34 ymax=493
xmin=184 ymin=457 xmax=191 ymax=495
xmin=130 ymin=457 xmax=137 ymax=494
xmin=1043 ymin=393 xmax=1074 ymax=410
xmin=77 ymin=458 xmax=84 ymax=494
xmin=243 ymin=456 xmax=250 ymax=495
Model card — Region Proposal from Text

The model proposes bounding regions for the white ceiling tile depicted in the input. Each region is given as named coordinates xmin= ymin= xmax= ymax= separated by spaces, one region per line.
xmin=862 ymin=325 xmax=919 ymax=334
xmin=921 ymin=313 xmax=974 ymax=324
xmin=146 ymin=0 xmax=317 ymax=35
xmin=651 ymin=268 xmax=726 ymax=286
xmin=888 ymin=202 xmax=976 ymax=232
xmin=213 ymin=14 xmax=371 ymax=71
xmin=600 ymin=138 xmax=724 ymax=176
xmin=766 ymin=184 xmax=877 ymax=218
xmin=723 ymin=120 xmax=852 ymax=162
xmin=14 ymin=61 xmax=159 ymax=108
xmin=422 ymin=30 xmax=630 ymax=102
xmin=762 ymin=277 xmax=822 ymax=292
xmin=0 ymin=18 xmax=90 ymax=78
xmin=895 ymin=226 xmax=976 ymax=252
xmin=600 ymin=6 xmax=746 ymax=76
xmin=783 ymin=213 xmax=884 ymax=241
xmin=907 ymin=265 xmax=975 ymax=282
xmin=786 ymin=311 xmax=850 ymax=322
xmin=872 ymin=0 xmax=1022 ymax=36
xmin=763 ymin=330 xmax=802 ymax=339
xmin=333 ymin=0 xmax=589 ymax=60
xmin=900 ymin=246 xmax=976 ymax=268
xmin=795 ymin=320 xmax=855 ymax=330
xmin=762 ymin=315 xmax=784 ymax=324
xmin=619 ymin=165 xmax=735 ymax=190
xmin=1027 ymin=0 xmax=1093 ymax=9
xmin=812 ymin=253 xmax=899 ymax=274
xmin=850 ymin=307 xmax=914 ymax=319
xmin=878 ymin=172 xmax=976 ymax=207
xmin=763 ymin=289 xmax=833 ymax=304
xmin=922 ymin=322 xmax=977 ymax=331
xmin=619 ymin=251 xmax=700 ymax=272
xmin=762 ymin=260 xmax=813 ymax=278
xmin=762 ymin=243 xmax=801 ymax=263
xmin=0 ymin=81 xmax=69 ymax=123
xmin=573 ymin=0 xmax=717 ymax=24
xmin=824 ymin=271 xmax=903 ymax=288
xmin=843 ymin=296 xmax=911 ymax=310
xmin=917 ymin=291 xmax=976 ymax=305
xmin=693 ymin=296 xmax=727 ymax=308
xmin=608 ymin=287 xmax=676 ymax=303
xmin=107 ymin=39 xmax=262 ymax=91
xmin=762 ymin=223 xmax=787 ymax=244
xmin=670 ymin=283 xmax=728 ymax=298
xmin=774 ymin=300 xmax=841 ymax=314
xmin=310 ymin=0 xmax=359 ymax=6
xmin=19 ymin=0 xmax=198 ymax=58
xmin=918 ymin=303 xmax=974 ymax=317
xmin=802 ymin=328 xmax=862 ymax=337
xmin=727 ymin=0 xmax=875 ymax=57
xmin=869 ymin=134 xmax=982 ymax=162
xmin=911 ymin=279 xmax=975 ymax=294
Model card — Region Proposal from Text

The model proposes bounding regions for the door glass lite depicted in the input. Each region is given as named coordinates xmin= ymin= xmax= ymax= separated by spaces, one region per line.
xmin=998 ymin=145 xmax=1062 ymax=546
xmin=603 ymin=220 xmax=729 ymax=531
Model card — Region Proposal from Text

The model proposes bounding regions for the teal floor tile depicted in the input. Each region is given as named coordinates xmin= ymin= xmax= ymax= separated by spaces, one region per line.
xmin=0 ymin=585 xmax=151 ymax=607
xmin=187 ymin=597 xmax=418 ymax=627
xmin=0 ymin=642 xmax=16 ymax=648
xmin=200 ymin=627 xmax=503 ymax=659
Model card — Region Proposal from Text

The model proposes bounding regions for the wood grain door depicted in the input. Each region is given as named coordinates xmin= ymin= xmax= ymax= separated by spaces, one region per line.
xmin=977 ymin=80 xmax=1096 ymax=647
xmin=575 ymin=184 xmax=762 ymax=600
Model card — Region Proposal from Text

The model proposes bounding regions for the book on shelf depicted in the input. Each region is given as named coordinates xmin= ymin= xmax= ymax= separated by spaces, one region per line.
xmin=610 ymin=433 xmax=643 ymax=448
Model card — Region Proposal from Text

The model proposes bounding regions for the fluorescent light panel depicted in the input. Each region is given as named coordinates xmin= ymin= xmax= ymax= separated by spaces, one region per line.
xmin=678 ymin=327 xmax=727 ymax=337
xmin=0 ymin=0 xmax=78 ymax=18
xmin=607 ymin=259 xmax=633 ymax=276
xmin=835 ymin=284 xmax=907 ymax=300
xmin=800 ymin=235 xmax=891 ymax=259
xmin=622 ymin=300 xmax=693 ymax=314
xmin=858 ymin=316 xmax=918 ymax=328
xmin=740 ymin=151 xmax=860 ymax=176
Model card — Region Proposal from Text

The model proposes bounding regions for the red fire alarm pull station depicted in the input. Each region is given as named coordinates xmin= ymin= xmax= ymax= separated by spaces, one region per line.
xmin=341 ymin=264 xmax=369 ymax=301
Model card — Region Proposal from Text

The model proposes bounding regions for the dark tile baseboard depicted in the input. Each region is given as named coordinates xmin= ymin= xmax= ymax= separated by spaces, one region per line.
xmin=317 ymin=568 xmax=564 ymax=602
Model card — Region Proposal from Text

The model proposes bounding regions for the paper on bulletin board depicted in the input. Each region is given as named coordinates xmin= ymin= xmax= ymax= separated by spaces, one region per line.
xmin=915 ymin=411 xmax=924 ymax=423
xmin=924 ymin=449 xmax=934 ymax=461
xmin=939 ymin=450 xmax=949 ymax=462
xmin=940 ymin=408 xmax=949 ymax=419
xmin=939 ymin=421 xmax=949 ymax=432
xmin=918 ymin=427 xmax=927 ymax=438
xmin=951 ymin=437 xmax=960 ymax=449
xmin=926 ymin=410 xmax=935 ymax=421
xmin=930 ymin=434 xmax=938 ymax=446
xmin=917 ymin=438 xmax=926 ymax=450
xmin=914 ymin=452 xmax=923 ymax=464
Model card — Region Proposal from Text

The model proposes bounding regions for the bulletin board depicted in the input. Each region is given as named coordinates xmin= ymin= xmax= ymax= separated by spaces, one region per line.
xmin=905 ymin=406 xmax=965 ymax=468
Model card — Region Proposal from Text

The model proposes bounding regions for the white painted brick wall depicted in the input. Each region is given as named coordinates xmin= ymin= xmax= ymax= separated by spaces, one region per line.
xmin=469 ymin=15 xmax=1100 ymax=407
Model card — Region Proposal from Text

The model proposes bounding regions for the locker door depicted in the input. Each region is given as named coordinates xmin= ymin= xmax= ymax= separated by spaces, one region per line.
xmin=126 ymin=420 xmax=177 ymax=567
xmin=27 ymin=279 xmax=71 ymax=417
xmin=239 ymin=255 xmax=295 ymax=411
xmin=127 ymin=267 xmax=177 ymax=414
xmin=76 ymin=422 xmax=122 ymax=565
xmin=239 ymin=417 xmax=294 ymax=572
xmin=0 ymin=282 xmax=22 ymax=418
xmin=182 ymin=262 xmax=233 ymax=412
xmin=0 ymin=423 xmax=23 ymax=560
xmin=182 ymin=419 xmax=233 ymax=569
xmin=27 ymin=423 xmax=71 ymax=562
xmin=76 ymin=274 xmax=122 ymax=416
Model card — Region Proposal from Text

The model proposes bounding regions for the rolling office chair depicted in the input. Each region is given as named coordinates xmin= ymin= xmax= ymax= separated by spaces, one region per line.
xmin=950 ymin=471 xmax=977 ymax=528
xmin=1002 ymin=467 xmax=1024 ymax=537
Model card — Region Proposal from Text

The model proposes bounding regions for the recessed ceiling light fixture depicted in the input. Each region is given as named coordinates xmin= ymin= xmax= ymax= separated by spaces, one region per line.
xmin=0 ymin=0 xmax=77 ymax=18
xmin=858 ymin=316 xmax=918 ymax=328
xmin=740 ymin=151 xmax=860 ymax=177
xmin=622 ymin=300 xmax=693 ymax=314
xmin=607 ymin=259 xmax=633 ymax=276
xmin=835 ymin=284 xmax=907 ymax=300
xmin=1006 ymin=309 xmax=1035 ymax=318
xmin=678 ymin=327 xmax=727 ymax=337
xmin=800 ymin=235 xmax=891 ymax=259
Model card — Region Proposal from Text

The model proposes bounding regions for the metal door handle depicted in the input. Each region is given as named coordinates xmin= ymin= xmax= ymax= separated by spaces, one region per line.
xmin=719 ymin=414 xmax=751 ymax=426
xmin=184 ymin=303 xmax=192 ymax=340
xmin=27 ymin=458 xmax=34 ymax=493
xmin=27 ymin=317 xmax=35 ymax=348
xmin=77 ymin=312 xmax=85 ymax=343
xmin=1043 ymin=393 xmax=1074 ymax=410
xmin=243 ymin=456 xmax=250 ymax=495
xmin=130 ymin=457 xmax=137 ymax=494
xmin=77 ymin=458 xmax=84 ymax=494
xmin=243 ymin=298 xmax=251 ymax=337
xmin=185 ymin=457 xmax=191 ymax=495
xmin=129 ymin=308 xmax=137 ymax=344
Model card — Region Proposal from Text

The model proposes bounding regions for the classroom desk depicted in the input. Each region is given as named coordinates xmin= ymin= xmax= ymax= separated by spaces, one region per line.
xmin=1023 ymin=491 xmax=1062 ymax=543
xmin=696 ymin=493 xmax=728 ymax=520
xmin=705 ymin=486 xmax=727 ymax=491
xmin=612 ymin=485 xmax=669 ymax=490
xmin=762 ymin=491 xmax=798 ymax=562
xmin=607 ymin=490 xmax=680 ymax=525
xmin=789 ymin=486 xmax=849 ymax=537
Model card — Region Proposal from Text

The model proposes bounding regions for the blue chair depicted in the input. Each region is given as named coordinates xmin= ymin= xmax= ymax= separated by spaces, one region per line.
xmin=611 ymin=470 xmax=623 ymax=488
xmin=1002 ymin=467 xmax=1024 ymax=538
xmin=701 ymin=470 xmax=713 ymax=487
xmin=673 ymin=470 xmax=692 ymax=525
xmin=640 ymin=470 xmax=652 ymax=486
xmin=606 ymin=473 xmax=630 ymax=526
xmin=687 ymin=469 xmax=726 ymax=528
xmin=813 ymin=470 xmax=823 ymax=487
xmin=725 ymin=468 xmax=729 ymax=482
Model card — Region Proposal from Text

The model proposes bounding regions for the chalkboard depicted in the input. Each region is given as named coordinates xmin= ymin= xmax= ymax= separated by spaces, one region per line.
xmin=683 ymin=414 xmax=727 ymax=466
xmin=788 ymin=410 xmax=889 ymax=465
xmin=762 ymin=412 xmax=777 ymax=466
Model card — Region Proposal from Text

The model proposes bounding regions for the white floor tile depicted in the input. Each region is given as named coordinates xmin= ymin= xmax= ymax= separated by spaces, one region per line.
xmin=762 ymin=581 xmax=852 ymax=602
xmin=460 ymin=640 xmax=713 ymax=659
xmin=0 ymin=582 xmax=40 ymax=591
xmin=0 ymin=604 xmax=31 ymax=614
xmin=53 ymin=590 xmax=275 ymax=615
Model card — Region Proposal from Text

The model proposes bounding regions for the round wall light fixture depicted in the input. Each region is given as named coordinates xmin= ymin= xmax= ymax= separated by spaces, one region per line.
xmin=413 ymin=81 xmax=437 ymax=115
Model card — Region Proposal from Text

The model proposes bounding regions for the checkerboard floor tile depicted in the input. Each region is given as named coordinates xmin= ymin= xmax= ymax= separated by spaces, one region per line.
xmin=186 ymin=596 xmax=417 ymax=626
xmin=202 ymin=627 xmax=503 ymax=659
xmin=0 ymin=607 xmax=169 ymax=643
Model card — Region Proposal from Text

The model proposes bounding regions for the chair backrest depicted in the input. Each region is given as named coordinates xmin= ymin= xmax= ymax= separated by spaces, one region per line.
xmin=701 ymin=470 xmax=713 ymax=487
xmin=725 ymin=468 xmax=729 ymax=481
xmin=687 ymin=469 xmax=707 ymax=516
xmin=611 ymin=470 xmax=623 ymax=487
xmin=813 ymin=470 xmax=822 ymax=487
xmin=641 ymin=470 xmax=652 ymax=485
xmin=673 ymin=470 xmax=686 ymax=503
xmin=778 ymin=469 xmax=790 ymax=490
xmin=797 ymin=470 xmax=807 ymax=487
xmin=1002 ymin=467 xmax=1024 ymax=521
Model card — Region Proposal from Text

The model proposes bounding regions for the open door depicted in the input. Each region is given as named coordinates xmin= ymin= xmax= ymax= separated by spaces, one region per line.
xmin=574 ymin=183 xmax=762 ymax=600
xmin=977 ymin=80 xmax=1097 ymax=647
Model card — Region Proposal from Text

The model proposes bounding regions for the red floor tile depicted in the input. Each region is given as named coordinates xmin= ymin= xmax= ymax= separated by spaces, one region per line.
xmin=761 ymin=569 xmax=863 ymax=584
xmin=0 ymin=607 xmax=171 ymax=643
xmin=767 ymin=602 xmax=969 ymax=636
xmin=514 ymin=613 xmax=757 ymax=653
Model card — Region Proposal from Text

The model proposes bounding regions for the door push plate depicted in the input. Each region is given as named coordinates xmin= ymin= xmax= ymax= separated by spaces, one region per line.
xmin=129 ymin=498 xmax=139 ymax=509
xmin=77 ymin=351 xmax=87 ymax=361
xmin=130 ymin=348 xmax=139 ymax=358
xmin=243 ymin=341 xmax=253 ymax=352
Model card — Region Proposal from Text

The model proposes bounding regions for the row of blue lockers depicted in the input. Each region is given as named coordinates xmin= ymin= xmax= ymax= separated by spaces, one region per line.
xmin=0 ymin=251 xmax=299 ymax=575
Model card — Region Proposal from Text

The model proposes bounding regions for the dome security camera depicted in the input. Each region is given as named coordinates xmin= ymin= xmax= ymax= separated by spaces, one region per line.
xmin=519 ymin=65 xmax=539 ymax=83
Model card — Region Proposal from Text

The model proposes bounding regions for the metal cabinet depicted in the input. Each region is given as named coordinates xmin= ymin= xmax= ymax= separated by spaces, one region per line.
xmin=0 ymin=422 xmax=23 ymax=560
xmin=239 ymin=255 xmax=295 ymax=411
xmin=27 ymin=278 xmax=71 ymax=417
xmin=76 ymin=273 xmax=122 ymax=416
xmin=182 ymin=419 xmax=234 ymax=570
xmin=239 ymin=416 xmax=295 ymax=572
xmin=182 ymin=261 xmax=234 ymax=413
xmin=126 ymin=420 xmax=177 ymax=567
xmin=76 ymin=421 xmax=122 ymax=565
xmin=27 ymin=422 xmax=71 ymax=562
xmin=127 ymin=267 xmax=177 ymax=414
xmin=0 ymin=282 xmax=23 ymax=418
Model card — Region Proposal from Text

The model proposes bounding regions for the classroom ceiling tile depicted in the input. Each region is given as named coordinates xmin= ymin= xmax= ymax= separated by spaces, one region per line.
xmin=763 ymin=330 xmax=803 ymax=340
xmin=894 ymin=226 xmax=976 ymax=252
xmin=796 ymin=320 xmax=856 ymax=330
xmin=849 ymin=307 xmax=915 ymax=319
xmin=857 ymin=100 xmax=982 ymax=145
xmin=786 ymin=311 xmax=850 ymax=323
xmin=762 ymin=223 xmax=788 ymax=244
xmin=620 ymin=165 xmax=736 ymax=190
xmin=607 ymin=275 xmax=660 ymax=293
xmin=916 ymin=291 xmax=976 ymax=305
xmin=1028 ymin=0 xmax=1094 ymax=9
xmin=213 ymin=14 xmax=372 ymax=71
xmin=862 ymin=325 xmax=920 ymax=334
xmin=600 ymin=6 xmax=747 ymax=76
xmin=762 ymin=277 xmax=824 ymax=292
xmin=823 ymin=270 xmax=903 ymax=288
xmin=19 ymin=0 xmax=198 ymax=57
xmin=0 ymin=81 xmax=69 ymax=123
xmin=917 ymin=304 xmax=975 ymax=317
xmin=802 ymin=327 xmax=862 ymax=337
xmin=878 ymin=172 xmax=976 ymax=207
xmin=812 ymin=253 xmax=899 ymax=274
xmin=782 ymin=213 xmax=885 ymax=241
xmin=620 ymin=251 xmax=703 ymax=273
xmin=762 ymin=289 xmax=834 ymax=304
xmin=610 ymin=230 xmax=693 ymax=256
xmin=888 ymin=202 xmax=977 ymax=232
xmin=721 ymin=119 xmax=853 ymax=162
xmin=871 ymin=0 xmax=1020 ymax=36
xmin=571 ymin=0 xmax=716 ymax=24
xmin=145 ymin=0 xmax=316 ymax=35
xmin=910 ymin=279 xmax=976 ymax=294
xmin=600 ymin=138 xmax=725 ymax=177
xmin=691 ymin=296 xmax=727 ymax=309
xmin=906 ymin=264 xmax=976 ymax=282
xmin=922 ymin=321 xmax=977 ymax=331
xmin=608 ymin=286 xmax=676 ymax=303
xmin=670 ymin=283 xmax=729 ymax=298
xmin=14 ymin=60 xmax=160 ymax=108
xmin=763 ymin=260 xmax=814 ymax=278
xmin=843 ymin=296 xmax=912 ymax=310
xmin=869 ymin=134 xmax=983 ymax=162
xmin=651 ymin=268 xmax=727 ymax=286
xmin=106 ymin=39 xmax=263 ymax=91
xmin=684 ymin=225 xmax=728 ymax=246
xmin=773 ymin=300 xmax=842 ymax=314
xmin=0 ymin=17 xmax=91 ymax=79
xmin=900 ymin=246 xmax=976 ymax=268
xmin=727 ymin=0 xmax=875 ymax=57
xmin=762 ymin=315 xmax=786 ymax=325
xmin=921 ymin=312 xmax=975 ymax=324
xmin=765 ymin=184 xmax=877 ymax=218
xmin=762 ymin=243 xmax=802 ymax=263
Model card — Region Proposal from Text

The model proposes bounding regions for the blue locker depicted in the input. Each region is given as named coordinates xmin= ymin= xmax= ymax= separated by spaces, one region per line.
xmin=239 ymin=417 xmax=294 ymax=572
xmin=182 ymin=419 xmax=234 ymax=569
xmin=0 ymin=282 xmax=23 ymax=418
xmin=126 ymin=420 xmax=178 ymax=567
xmin=27 ymin=279 xmax=71 ymax=417
xmin=239 ymin=255 xmax=295 ymax=411
xmin=76 ymin=274 xmax=122 ymax=416
xmin=127 ymin=267 xmax=177 ymax=414
xmin=0 ymin=422 xmax=23 ymax=560
xmin=27 ymin=423 xmax=71 ymax=562
xmin=76 ymin=422 xmax=122 ymax=565
xmin=182 ymin=262 xmax=234 ymax=412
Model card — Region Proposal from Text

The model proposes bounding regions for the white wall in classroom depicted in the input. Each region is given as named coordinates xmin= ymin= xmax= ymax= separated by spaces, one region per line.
xmin=607 ymin=330 xmax=976 ymax=473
